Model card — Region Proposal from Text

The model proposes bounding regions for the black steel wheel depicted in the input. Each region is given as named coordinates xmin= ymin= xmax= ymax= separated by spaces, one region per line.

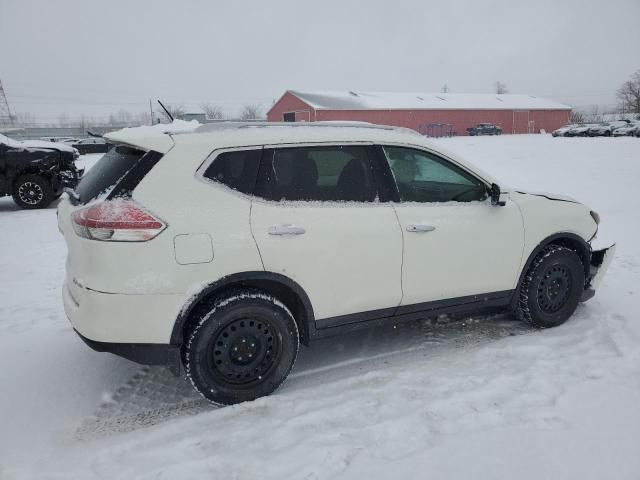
xmin=208 ymin=317 xmax=281 ymax=386
xmin=537 ymin=264 xmax=572 ymax=314
xmin=12 ymin=174 xmax=54 ymax=209
xmin=185 ymin=291 xmax=299 ymax=405
xmin=516 ymin=245 xmax=585 ymax=328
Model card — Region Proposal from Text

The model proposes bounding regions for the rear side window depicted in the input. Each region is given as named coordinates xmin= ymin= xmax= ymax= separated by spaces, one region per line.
xmin=255 ymin=145 xmax=377 ymax=202
xmin=202 ymin=149 xmax=261 ymax=195
xmin=75 ymin=146 xmax=151 ymax=204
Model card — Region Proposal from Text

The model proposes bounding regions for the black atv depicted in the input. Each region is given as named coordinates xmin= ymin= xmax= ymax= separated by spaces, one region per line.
xmin=0 ymin=135 xmax=83 ymax=209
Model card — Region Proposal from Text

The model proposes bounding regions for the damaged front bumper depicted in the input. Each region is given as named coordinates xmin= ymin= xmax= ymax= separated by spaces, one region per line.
xmin=580 ymin=244 xmax=616 ymax=302
xmin=59 ymin=168 xmax=84 ymax=188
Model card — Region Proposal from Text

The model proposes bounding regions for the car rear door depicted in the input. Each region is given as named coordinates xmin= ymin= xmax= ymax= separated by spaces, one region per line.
xmin=381 ymin=145 xmax=524 ymax=308
xmin=250 ymin=144 xmax=403 ymax=326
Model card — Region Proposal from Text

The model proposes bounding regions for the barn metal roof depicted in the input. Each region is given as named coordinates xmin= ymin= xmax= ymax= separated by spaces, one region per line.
xmin=288 ymin=90 xmax=571 ymax=111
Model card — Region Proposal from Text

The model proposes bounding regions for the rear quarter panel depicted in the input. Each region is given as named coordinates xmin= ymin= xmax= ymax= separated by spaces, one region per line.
xmin=60 ymin=140 xmax=264 ymax=297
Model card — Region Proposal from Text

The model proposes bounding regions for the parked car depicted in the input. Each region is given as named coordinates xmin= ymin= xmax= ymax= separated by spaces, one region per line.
xmin=588 ymin=120 xmax=630 ymax=137
xmin=72 ymin=137 xmax=110 ymax=154
xmin=0 ymin=134 xmax=83 ymax=209
xmin=565 ymin=124 xmax=597 ymax=137
xmin=40 ymin=136 xmax=78 ymax=143
xmin=612 ymin=122 xmax=640 ymax=137
xmin=466 ymin=123 xmax=502 ymax=136
xmin=551 ymin=124 xmax=576 ymax=137
xmin=58 ymin=122 xmax=614 ymax=405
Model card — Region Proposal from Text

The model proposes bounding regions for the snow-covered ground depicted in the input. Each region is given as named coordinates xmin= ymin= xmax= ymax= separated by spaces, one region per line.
xmin=1 ymin=136 xmax=639 ymax=479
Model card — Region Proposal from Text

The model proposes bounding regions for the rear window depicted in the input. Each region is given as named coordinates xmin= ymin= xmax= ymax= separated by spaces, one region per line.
xmin=75 ymin=146 xmax=147 ymax=203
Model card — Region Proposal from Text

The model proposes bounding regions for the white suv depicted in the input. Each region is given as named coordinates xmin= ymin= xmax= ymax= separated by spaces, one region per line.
xmin=58 ymin=122 xmax=614 ymax=405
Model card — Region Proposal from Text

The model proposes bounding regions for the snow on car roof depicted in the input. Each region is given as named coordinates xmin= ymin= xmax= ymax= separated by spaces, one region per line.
xmin=287 ymin=90 xmax=572 ymax=111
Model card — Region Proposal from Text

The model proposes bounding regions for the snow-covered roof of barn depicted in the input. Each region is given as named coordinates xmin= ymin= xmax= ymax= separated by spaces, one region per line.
xmin=288 ymin=90 xmax=571 ymax=111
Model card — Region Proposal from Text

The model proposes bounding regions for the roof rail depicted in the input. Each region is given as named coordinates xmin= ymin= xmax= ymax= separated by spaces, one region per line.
xmin=193 ymin=121 xmax=404 ymax=134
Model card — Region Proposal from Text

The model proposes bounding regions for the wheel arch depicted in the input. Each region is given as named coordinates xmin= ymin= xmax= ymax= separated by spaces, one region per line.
xmin=512 ymin=232 xmax=591 ymax=308
xmin=171 ymin=271 xmax=315 ymax=347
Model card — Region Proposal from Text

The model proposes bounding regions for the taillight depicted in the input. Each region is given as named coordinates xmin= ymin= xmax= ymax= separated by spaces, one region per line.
xmin=71 ymin=200 xmax=166 ymax=242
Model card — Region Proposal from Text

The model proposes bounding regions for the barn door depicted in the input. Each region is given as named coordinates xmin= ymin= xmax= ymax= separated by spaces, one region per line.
xmin=512 ymin=110 xmax=530 ymax=134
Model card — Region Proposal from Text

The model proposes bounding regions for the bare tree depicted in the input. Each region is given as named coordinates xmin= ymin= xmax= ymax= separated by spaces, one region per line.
xmin=570 ymin=110 xmax=585 ymax=123
xmin=57 ymin=113 xmax=71 ymax=127
xmin=200 ymin=103 xmax=225 ymax=120
xmin=589 ymin=105 xmax=602 ymax=122
xmin=133 ymin=111 xmax=151 ymax=126
xmin=13 ymin=112 xmax=36 ymax=127
xmin=157 ymin=103 xmax=185 ymax=122
xmin=240 ymin=104 xmax=263 ymax=120
xmin=494 ymin=81 xmax=509 ymax=94
xmin=441 ymin=84 xmax=449 ymax=93
xmin=616 ymin=69 xmax=640 ymax=114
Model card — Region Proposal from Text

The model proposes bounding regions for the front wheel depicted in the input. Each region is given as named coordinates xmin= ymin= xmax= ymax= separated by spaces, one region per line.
xmin=516 ymin=245 xmax=585 ymax=328
xmin=184 ymin=291 xmax=299 ymax=405
xmin=12 ymin=174 xmax=54 ymax=209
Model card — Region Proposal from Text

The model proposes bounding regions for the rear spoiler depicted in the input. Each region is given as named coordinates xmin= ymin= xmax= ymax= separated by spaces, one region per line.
xmin=102 ymin=120 xmax=200 ymax=154
xmin=103 ymin=129 xmax=175 ymax=154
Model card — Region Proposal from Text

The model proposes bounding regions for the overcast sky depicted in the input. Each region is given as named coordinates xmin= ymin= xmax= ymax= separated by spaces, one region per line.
xmin=1 ymin=0 xmax=638 ymax=123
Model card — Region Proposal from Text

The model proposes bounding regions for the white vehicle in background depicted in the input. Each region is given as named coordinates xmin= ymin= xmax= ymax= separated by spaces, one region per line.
xmin=589 ymin=120 xmax=631 ymax=137
xmin=612 ymin=122 xmax=640 ymax=137
xmin=58 ymin=122 xmax=615 ymax=405
xmin=565 ymin=124 xmax=597 ymax=137
xmin=551 ymin=124 xmax=576 ymax=137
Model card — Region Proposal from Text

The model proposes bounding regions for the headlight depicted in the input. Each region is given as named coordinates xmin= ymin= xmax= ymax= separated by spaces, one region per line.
xmin=590 ymin=210 xmax=600 ymax=225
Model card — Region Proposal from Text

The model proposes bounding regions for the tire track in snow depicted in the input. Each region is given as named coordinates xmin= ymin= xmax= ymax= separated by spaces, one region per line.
xmin=75 ymin=314 xmax=533 ymax=439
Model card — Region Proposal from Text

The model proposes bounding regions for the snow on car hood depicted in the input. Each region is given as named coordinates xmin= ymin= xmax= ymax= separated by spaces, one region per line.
xmin=0 ymin=133 xmax=77 ymax=153
xmin=515 ymin=190 xmax=580 ymax=203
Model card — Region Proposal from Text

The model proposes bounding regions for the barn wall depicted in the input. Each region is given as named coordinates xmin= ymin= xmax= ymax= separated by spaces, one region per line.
xmin=267 ymin=93 xmax=571 ymax=135
xmin=267 ymin=92 xmax=316 ymax=122
xmin=313 ymin=109 xmax=571 ymax=135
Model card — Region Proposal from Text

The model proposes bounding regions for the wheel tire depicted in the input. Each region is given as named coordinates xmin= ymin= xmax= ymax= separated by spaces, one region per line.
xmin=605 ymin=130 xmax=611 ymax=137
xmin=12 ymin=174 xmax=54 ymax=209
xmin=516 ymin=245 xmax=585 ymax=328
xmin=184 ymin=291 xmax=299 ymax=405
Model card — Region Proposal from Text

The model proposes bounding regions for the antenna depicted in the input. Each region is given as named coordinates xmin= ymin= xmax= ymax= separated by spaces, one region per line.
xmin=0 ymin=79 xmax=15 ymax=127
xmin=157 ymin=100 xmax=174 ymax=122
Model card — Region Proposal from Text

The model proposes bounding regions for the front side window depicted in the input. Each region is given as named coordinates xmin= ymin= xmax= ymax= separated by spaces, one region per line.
xmin=383 ymin=146 xmax=487 ymax=203
xmin=203 ymin=149 xmax=261 ymax=195
xmin=255 ymin=145 xmax=377 ymax=202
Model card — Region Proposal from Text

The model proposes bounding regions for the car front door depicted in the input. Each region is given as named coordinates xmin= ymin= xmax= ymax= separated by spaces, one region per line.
xmin=381 ymin=145 xmax=524 ymax=309
xmin=250 ymin=144 xmax=403 ymax=326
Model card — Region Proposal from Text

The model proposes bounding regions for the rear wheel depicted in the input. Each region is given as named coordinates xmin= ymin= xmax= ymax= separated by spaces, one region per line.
xmin=12 ymin=174 xmax=54 ymax=209
xmin=516 ymin=245 xmax=585 ymax=328
xmin=184 ymin=291 xmax=299 ymax=405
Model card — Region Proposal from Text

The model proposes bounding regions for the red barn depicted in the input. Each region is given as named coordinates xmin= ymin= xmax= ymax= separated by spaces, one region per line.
xmin=267 ymin=90 xmax=571 ymax=136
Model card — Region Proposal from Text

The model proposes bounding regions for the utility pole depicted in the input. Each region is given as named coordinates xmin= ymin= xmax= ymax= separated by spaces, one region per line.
xmin=0 ymin=79 xmax=15 ymax=127
xmin=149 ymin=99 xmax=154 ymax=125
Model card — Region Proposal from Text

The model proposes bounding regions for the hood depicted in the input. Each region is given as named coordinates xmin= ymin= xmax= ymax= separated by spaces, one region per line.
xmin=0 ymin=134 xmax=77 ymax=154
xmin=514 ymin=190 xmax=580 ymax=203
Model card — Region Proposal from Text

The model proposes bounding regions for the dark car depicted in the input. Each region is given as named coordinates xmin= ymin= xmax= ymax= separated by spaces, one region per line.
xmin=72 ymin=137 xmax=110 ymax=155
xmin=0 ymin=134 xmax=83 ymax=209
xmin=466 ymin=123 xmax=502 ymax=136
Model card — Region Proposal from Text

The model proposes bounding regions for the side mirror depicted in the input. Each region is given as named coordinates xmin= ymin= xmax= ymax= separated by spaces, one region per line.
xmin=490 ymin=183 xmax=506 ymax=206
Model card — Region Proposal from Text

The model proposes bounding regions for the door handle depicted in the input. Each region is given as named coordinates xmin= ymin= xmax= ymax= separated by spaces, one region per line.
xmin=268 ymin=224 xmax=306 ymax=236
xmin=406 ymin=224 xmax=436 ymax=233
